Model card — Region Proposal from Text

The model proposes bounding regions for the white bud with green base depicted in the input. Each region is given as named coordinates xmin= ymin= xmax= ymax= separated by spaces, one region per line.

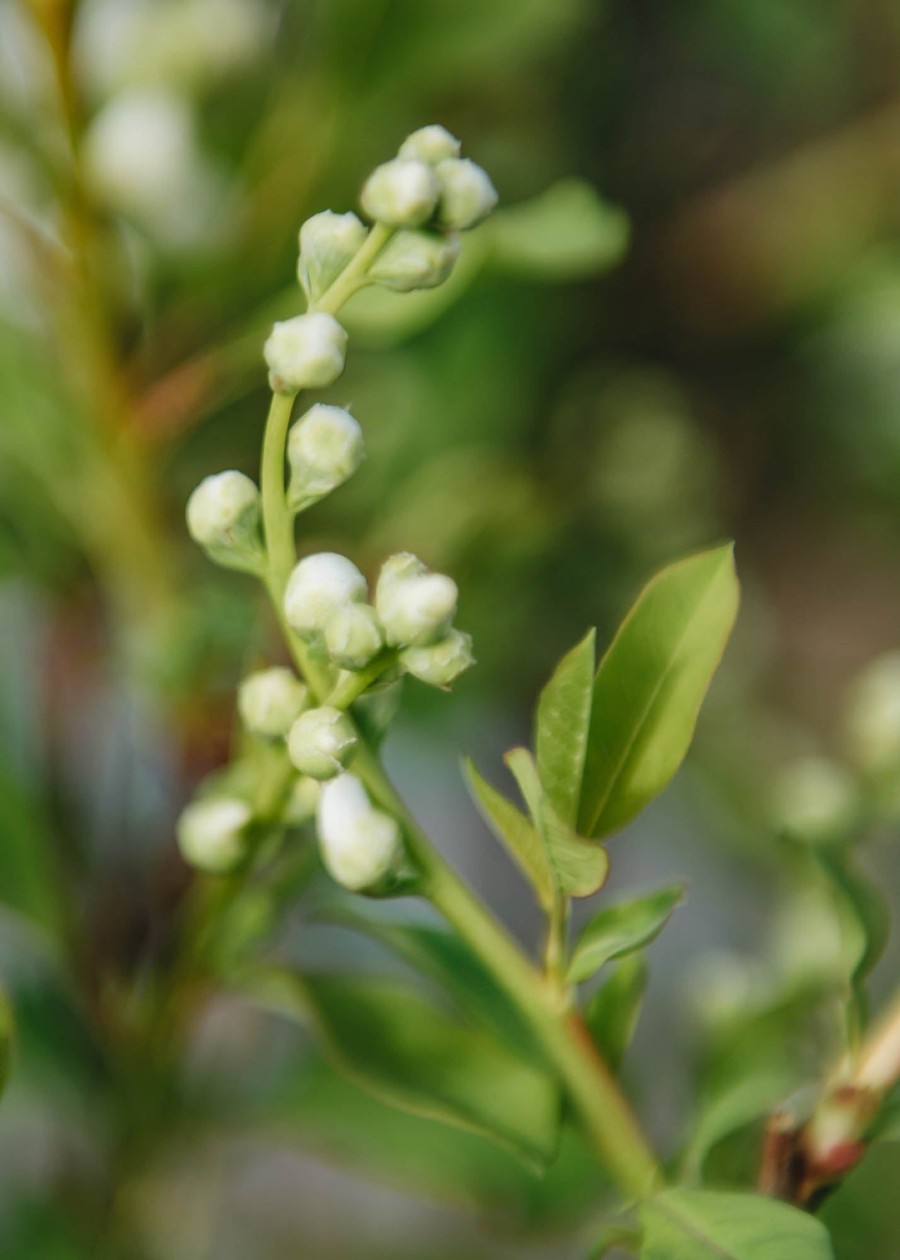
xmin=360 ymin=158 xmax=439 ymax=228
xmin=317 ymin=772 xmax=403 ymax=892
xmin=398 ymin=125 xmax=461 ymax=165
xmin=264 ymin=312 xmax=348 ymax=394
xmin=238 ymin=667 xmax=308 ymax=738
xmin=368 ymin=229 xmax=460 ymax=292
xmin=288 ymin=706 xmax=357 ymax=780
xmin=287 ymin=404 xmax=364 ymax=509
xmin=435 ymin=158 xmax=498 ymax=231
xmin=324 ymin=603 xmax=384 ymax=670
xmin=284 ymin=553 xmax=368 ymax=639
xmin=375 ymin=552 xmax=458 ymax=647
xmin=177 ymin=797 xmax=251 ymax=873
xmin=298 ymin=211 xmax=367 ymax=303
xmin=186 ymin=470 xmax=263 ymax=572
xmin=401 ymin=628 xmax=474 ymax=688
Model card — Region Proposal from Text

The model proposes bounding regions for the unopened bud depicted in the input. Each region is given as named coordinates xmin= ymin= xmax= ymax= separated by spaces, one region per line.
xmin=264 ymin=312 xmax=348 ymax=394
xmin=435 ymin=158 xmax=497 ymax=231
xmin=298 ymin=210 xmax=367 ymax=303
xmin=287 ymin=404 xmax=364 ymax=508
xmin=284 ymin=552 xmax=367 ymax=638
xmin=401 ymin=628 xmax=474 ymax=688
xmin=288 ymin=706 xmax=357 ymax=780
xmin=360 ymin=159 xmax=439 ymax=229
xmin=177 ymin=797 xmax=251 ymax=873
xmin=186 ymin=470 xmax=263 ymax=572
xmin=324 ymin=603 xmax=384 ymax=670
xmin=771 ymin=756 xmax=859 ymax=846
xmin=317 ymin=772 xmax=402 ymax=892
xmin=238 ymin=667 xmax=307 ymax=738
xmin=375 ymin=552 xmax=458 ymax=647
xmin=398 ymin=125 xmax=461 ymax=165
xmin=284 ymin=775 xmax=321 ymax=825
xmin=368 ymin=229 xmax=460 ymax=292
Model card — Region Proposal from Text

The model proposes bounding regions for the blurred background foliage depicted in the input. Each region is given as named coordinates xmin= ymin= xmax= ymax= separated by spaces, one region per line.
xmin=2 ymin=0 xmax=900 ymax=1257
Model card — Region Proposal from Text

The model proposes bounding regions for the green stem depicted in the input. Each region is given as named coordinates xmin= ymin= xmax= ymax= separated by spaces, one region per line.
xmin=315 ymin=222 xmax=393 ymax=314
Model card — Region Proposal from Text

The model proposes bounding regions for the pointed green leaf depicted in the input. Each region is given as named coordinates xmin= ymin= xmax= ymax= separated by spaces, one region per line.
xmin=579 ymin=545 xmax=740 ymax=839
xmin=536 ymin=629 xmax=596 ymax=826
xmin=641 ymin=1189 xmax=833 ymax=1259
xmin=464 ymin=758 xmax=554 ymax=910
xmin=244 ymin=967 xmax=561 ymax=1168
xmin=568 ymin=886 xmax=684 ymax=984
xmin=506 ymin=748 xmax=608 ymax=897
xmin=585 ymin=953 xmax=648 ymax=1074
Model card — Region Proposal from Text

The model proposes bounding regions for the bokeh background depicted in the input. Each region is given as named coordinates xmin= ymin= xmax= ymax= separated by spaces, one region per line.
xmin=2 ymin=1 xmax=900 ymax=1257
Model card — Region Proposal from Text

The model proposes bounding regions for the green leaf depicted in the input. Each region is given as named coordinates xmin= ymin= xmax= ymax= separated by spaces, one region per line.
xmin=568 ymin=886 xmax=684 ymax=984
xmin=579 ymin=545 xmax=740 ymax=839
xmin=585 ymin=953 xmax=648 ymax=1074
xmin=641 ymin=1189 xmax=833 ymax=1260
xmin=490 ymin=180 xmax=630 ymax=281
xmin=536 ymin=629 xmax=596 ymax=826
xmin=812 ymin=847 xmax=889 ymax=1034
xmin=464 ymin=758 xmax=554 ymax=910
xmin=506 ymin=748 xmax=608 ymax=897
xmin=245 ymin=968 xmax=561 ymax=1168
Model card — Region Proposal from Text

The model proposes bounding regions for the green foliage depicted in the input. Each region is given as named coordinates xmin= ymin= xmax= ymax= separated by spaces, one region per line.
xmin=640 ymin=1189 xmax=834 ymax=1259
xmin=567 ymin=886 xmax=684 ymax=984
xmin=536 ymin=628 xmax=596 ymax=826
xmin=584 ymin=954 xmax=648 ymax=1073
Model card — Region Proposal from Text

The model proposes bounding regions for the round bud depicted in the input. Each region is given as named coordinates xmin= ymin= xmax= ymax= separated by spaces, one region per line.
xmin=237 ymin=667 xmax=307 ymax=738
xmin=398 ymin=125 xmax=461 ymax=165
xmin=263 ymin=312 xmax=348 ymax=394
xmin=186 ymin=470 xmax=263 ymax=571
xmin=368 ymin=229 xmax=460 ymax=292
xmin=435 ymin=158 xmax=498 ymax=231
xmin=317 ymin=772 xmax=403 ymax=892
xmin=845 ymin=652 xmax=900 ymax=775
xmin=284 ymin=775 xmax=321 ymax=825
xmin=770 ymin=756 xmax=859 ymax=846
xmin=177 ymin=797 xmax=251 ymax=873
xmin=324 ymin=603 xmax=384 ymax=671
xmin=287 ymin=404 xmax=365 ymax=508
xmin=298 ymin=210 xmax=368 ymax=303
xmin=375 ymin=553 xmax=458 ymax=647
xmin=284 ymin=552 xmax=368 ymax=639
xmin=288 ymin=706 xmax=357 ymax=780
xmin=360 ymin=159 xmax=439 ymax=229
xmin=401 ymin=628 xmax=474 ymax=688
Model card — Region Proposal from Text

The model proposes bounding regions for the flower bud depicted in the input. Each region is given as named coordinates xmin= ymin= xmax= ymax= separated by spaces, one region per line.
xmin=435 ymin=158 xmax=498 ymax=231
xmin=770 ymin=756 xmax=859 ymax=846
xmin=284 ymin=775 xmax=321 ymax=825
xmin=368 ymin=229 xmax=460 ymax=292
xmin=284 ymin=553 xmax=368 ymax=638
xmin=400 ymin=628 xmax=474 ymax=688
xmin=297 ymin=210 xmax=368 ymax=303
xmin=237 ymin=666 xmax=307 ymax=738
xmin=287 ymin=404 xmax=365 ymax=508
xmin=375 ymin=552 xmax=458 ymax=647
xmin=360 ymin=159 xmax=439 ymax=229
xmin=264 ymin=312 xmax=348 ymax=394
xmin=398 ymin=125 xmax=461 ymax=165
xmin=323 ymin=603 xmax=384 ymax=670
xmin=288 ymin=706 xmax=357 ymax=780
xmin=317 ymin=772 xmax=402 ymax=892
xmin=177 ymin=797 xmax=251 ymax=873
xmin=186 ymin=470 xmax=263 ymax=571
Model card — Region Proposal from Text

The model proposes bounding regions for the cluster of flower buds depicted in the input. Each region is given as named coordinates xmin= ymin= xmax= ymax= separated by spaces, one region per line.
xmin=316 ymin=773 xmax=403 ymax=892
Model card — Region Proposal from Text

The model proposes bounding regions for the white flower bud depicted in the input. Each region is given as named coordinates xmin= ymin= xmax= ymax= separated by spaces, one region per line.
xmin=323 ymin=603 xmax=384 ymax=670
xmin=288 ymin=706 xmax=357 ymax=780
xmin=298 ymin=210 xmax=368 ymax=303
xmin=360 ymin=159 xmax=439 ymax=229
xmin=186 ymin=470 xmax=263 ymax=571
xmin=770 ymin=756 xmax=859 ymax=846
xmin=177 ymin=797 xmax=251 ymax=873
xmin=845 ymin=652 xmax=900 ymax=775
xmin=237 ymin=667 xmax=307 ymax=738
xmin=401 ymin=628 xmax=474 ymax=688
xmin=284 ymin=552 xmax=368 ymax=639
xmin=398 ymin=125 xmax=461 ymax=165
xmin=435 ymin=158 xmax=498 ymax=231
xmin=368 ymin=229 xmax=460 ymax=292
xmin=287 ymin=404 xmax=365 ymax=508
xmin=284 ymin=775 xmax=321 ymax=825
xmin=317 ymin=772 xmax=402 ymax=892
xmin=263 ymin=312 xmax=348 ymax=395
xmin=375 ymin=552 xmax=458 ymax=647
